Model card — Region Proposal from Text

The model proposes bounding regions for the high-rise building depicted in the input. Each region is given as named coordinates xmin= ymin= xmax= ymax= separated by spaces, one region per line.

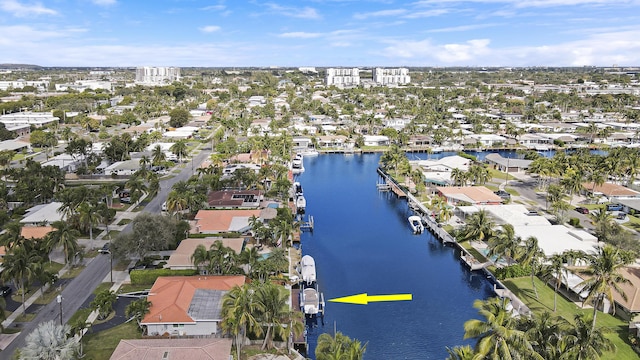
xmin=326 ymin=68 xmax=360 ymax=86
xmin=135 ymin=66 xmax=181 ymax=84
xmin=372 ymin=68 xmax=410 ymax=85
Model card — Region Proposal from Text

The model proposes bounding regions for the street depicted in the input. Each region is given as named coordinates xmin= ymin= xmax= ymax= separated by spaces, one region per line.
xmin=0 ymin=147 xmax=211 ymax=359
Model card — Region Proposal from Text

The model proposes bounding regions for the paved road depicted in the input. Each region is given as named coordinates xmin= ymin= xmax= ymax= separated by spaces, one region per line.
xmin=0 ymin=147 xmax=212 ymax=359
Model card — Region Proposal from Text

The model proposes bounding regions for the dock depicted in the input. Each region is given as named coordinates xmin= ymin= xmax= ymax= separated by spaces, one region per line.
xmin=299 ymin=215 xmax=314 ymax=231
xmin=376 ymin=168 xmax=407 ymax=198
xmin=461 ymin=253 xmax=491 ymax=271
xmin=291 ymin=288 xmax=308 ymax=354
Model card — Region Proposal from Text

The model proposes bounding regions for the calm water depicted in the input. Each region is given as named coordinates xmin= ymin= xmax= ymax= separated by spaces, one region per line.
xmin=297 ymin=154 xmax=494 ymax=360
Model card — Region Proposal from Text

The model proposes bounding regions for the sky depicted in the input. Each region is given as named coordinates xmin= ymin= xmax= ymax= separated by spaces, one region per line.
xmin=1 ymin=0 xmax=640 ymax=67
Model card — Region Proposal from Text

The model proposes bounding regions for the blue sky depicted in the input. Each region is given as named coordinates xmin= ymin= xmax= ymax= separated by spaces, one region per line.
xmin=1 ymin=0 xmax=640 ymax=67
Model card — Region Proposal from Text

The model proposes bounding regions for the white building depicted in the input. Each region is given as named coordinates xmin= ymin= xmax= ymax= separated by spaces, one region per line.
xmin=54 ymin=80 xmax=112 ymax=92
xmin=135 ymin=66 xmax=181 ymax=84
xmin=326 ymin=68 xmax=360 ymax=86
xmin=0 ymin=112 xmax=59 ymax=128
xmin=0 ymin=79 xmax=49 ymax=91
xmin=373 ymin=68 xmax=411 ymax=85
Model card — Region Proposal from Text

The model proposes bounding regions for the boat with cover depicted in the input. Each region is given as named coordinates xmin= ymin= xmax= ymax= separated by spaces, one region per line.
xmin=408 ymin=215 xmax=424 ymax=233
xmin=296 ymin=194 xmax=306 ymax=214
xmin=298 ymin=255 xmax=325 ymax=316
xmin=300 ymin=255 xmax=316 ymax=284
xmin=292 ymin=154 xmax=305 ymax=174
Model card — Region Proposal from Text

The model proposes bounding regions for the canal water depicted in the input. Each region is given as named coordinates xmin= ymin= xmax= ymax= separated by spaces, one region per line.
xmin=297 ymin=153 xmax=495 ymax=360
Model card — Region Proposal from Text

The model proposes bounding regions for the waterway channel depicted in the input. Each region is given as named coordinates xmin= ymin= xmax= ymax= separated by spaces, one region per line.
xmin=297 ymin=153 xmax=495 ymax=360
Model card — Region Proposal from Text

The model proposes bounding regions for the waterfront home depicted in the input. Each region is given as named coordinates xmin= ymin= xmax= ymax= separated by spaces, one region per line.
xmin=464 ymin=134 xmax=510 ymax=147
xmin=317 ymin=135 xmax=352 ymax=150
xmin=140 ymin=276 xmax=246 ymax=337
xmin=412 ymin=155 xmax=471 ymax=186
xmin=166 ymin=238 xmax=245 ymax=271
xmin=110 ymin=338 xmax=232 ymax=360
xmin=206 ymin=190 xmax=262 ymax=209
xmin=484 ymin=153 xmax=532 ymax=172
xmin=582 ymin=182 xmax=640 ymax=200
xmin=363 ymin=135 xmax=390 ymax=147
xmin=611 ymin=267 xmax=640 ymax=323
xmin=407 ymin=135 xmax=433 ymax=147
xmin=193 ymin=209 xmax=263 ymax=234
xmin=435 ymin=186 xmax=503 ymax=206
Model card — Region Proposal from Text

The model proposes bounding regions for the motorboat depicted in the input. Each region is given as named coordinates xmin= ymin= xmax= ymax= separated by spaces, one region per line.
xmin=298 ymin=149 xmax=319 ymax=157
xmin=300 ymin=255 xmax=316 ymax=284
xmin=296 ymin=194 xmax=306 ymax=214
xmin=293 ymin=181 xmax=303 ymax=196
xmin=408 ymin=215 xmax=424 ymax=234
xmin=292 ymin=156 xmax=305 ymax=174
xmin=298 ymin=255 xmax=325 ymax=317
xmin=300 ymin=285 xmax=325 ymax=316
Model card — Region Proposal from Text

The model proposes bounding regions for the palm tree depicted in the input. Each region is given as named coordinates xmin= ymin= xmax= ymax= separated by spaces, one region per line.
xmin=487 ymin=224 xmax=521 ymax=266
xmin=46 ymin=220 xmax=80 ymax=265
xmin=562 ymin=313 xmax=615 ymax=359
xmin=458 ymin=209 xmax=495 ymax=243
xmin=316 ymin=331 xmax=367 ymax=360
xmin=539 ymin=253 xmax=571 ymax=312
xmin=125 ymin=298 xmax=151 ymax=330
xmin=451 ymin=168 xmax=467 ymax=186
xmin=20 ymin=321 xmax=79 ymax=360
xmin=256 ymin=282 xmax=290 ymax=350
xmin=77 ymin=202 xmax=101 ymax=241
xmin=579 ymin=244 xmax=632 ymax=331
xmin=239 ymin=246 xmax=261 ymax=276
xmin=464 ymin=297 xmax=542 ymax=360
xmin=523 ymin=311 xmax=571 ymax=360
xmin=191 ymin=244 xmax=210 ymax=274
xmin=221 ymin=284 xmax=263 ymax=360
xmin=166 ymin=190 xmax=188 ymax=217
xmin=516 ymin=236 xmax=544 ymax=300
xmin=152 ymin=144 xmax=166 ymax=166
xmin=1 ymin=241 xmax=42 ymax=312
xmin=445 ymin=345 xmax=475 ymax=360
xmin=90 ymin=290 xmax=117 ymax=320
xmin=170 ymin=139 xmax=189 ymax=163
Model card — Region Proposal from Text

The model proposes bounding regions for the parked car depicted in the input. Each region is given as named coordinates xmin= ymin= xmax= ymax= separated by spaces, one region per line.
xmin=98 ymin=243 xmax=110 ymax=254
xmin=575 ymin=207 xmax=589 ymax=214
xmin=128 ymin=264 xmax=147 ymax=273
xmin=606 ymin=204 xmax=623 ymax=212
xmin=0 ymin=285 xmax=11 ymax=297
xmin=494 ymin=190 xmax=511 ymax=199
xmin=617 ymin=213 xmax=627 ymax=220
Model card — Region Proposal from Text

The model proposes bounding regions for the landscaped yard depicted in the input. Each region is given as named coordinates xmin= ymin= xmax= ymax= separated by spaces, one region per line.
xmin=502 ymin=277 xmax=636 ymax=360
xmin=82 ymin=322 xmax=142 ymax=360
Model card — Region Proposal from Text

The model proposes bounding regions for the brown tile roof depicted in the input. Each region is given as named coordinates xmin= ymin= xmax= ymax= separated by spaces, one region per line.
xmin=142 ymin=276 xmax=246 ymax=325
xmin=582 ymin=182 xmax=640 ymax=197
xmin=613 ymin=267 xmax=640 ymax=313
xmin=20 ymin=226 xmax=54 ymax=239
xmin=206 ymin=190 xmax=262 ymax=208
xmin=436 ymin=186 xmax=503 ymax=204
xmin=194 ymin=209 xmax=262 ymax=233
xmin=166 ymin=238 xmax=245 ymax=269
xmin=110 ymin=338 xmax=232 ymax=360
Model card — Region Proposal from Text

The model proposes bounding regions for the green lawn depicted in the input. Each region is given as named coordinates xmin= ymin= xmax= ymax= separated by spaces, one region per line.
xmin=502 ymin=277 xmax=636 ymax=360
xmin=82 ymin=322 xmax=142 ymax=360
xmin=488 ymin=168 xmax=516 ymax=181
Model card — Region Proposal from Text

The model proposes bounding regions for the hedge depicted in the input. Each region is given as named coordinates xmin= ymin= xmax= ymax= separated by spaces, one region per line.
xmin=130 ymin=269 xmax=199 ymax=285
xmin=494 ymin=264 xmax=531 ymax=280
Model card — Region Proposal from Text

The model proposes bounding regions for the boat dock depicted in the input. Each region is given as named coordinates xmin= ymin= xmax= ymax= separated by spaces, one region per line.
xmin=291 ymin=288 xmax=308 ymax=354
xmin=376 ymin=168 xmax=407 ymax=198
xmin=299 ymin=215 xmax=314 ymax=231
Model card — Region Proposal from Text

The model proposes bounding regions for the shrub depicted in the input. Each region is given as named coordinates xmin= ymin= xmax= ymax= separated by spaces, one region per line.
xmin=568 ymin=217 xmax=582 ymax=228
xmin=495 ymin=264 xmax=531 ymax=280
xmin=129 ymin=269 xmax=198 ymax=285
xmin=457 ymin=152 xmax=477 ymax=161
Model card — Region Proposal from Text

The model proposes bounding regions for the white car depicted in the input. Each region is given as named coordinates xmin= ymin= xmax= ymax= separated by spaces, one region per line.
xmin=161 ymin=201 xmax=167 ymax=211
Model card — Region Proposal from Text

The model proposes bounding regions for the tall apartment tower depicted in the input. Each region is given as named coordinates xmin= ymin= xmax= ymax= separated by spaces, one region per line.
xmin=135 ymin=66 xmax=181 ymax=84
xmin=326 ymin=68 xmax=360 ymax=86
xmin=372 ymin=68 xmax=410 ymax=85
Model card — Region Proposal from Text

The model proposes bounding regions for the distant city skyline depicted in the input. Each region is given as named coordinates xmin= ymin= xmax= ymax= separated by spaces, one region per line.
xmin=0 ymin=0 xmax=639 ymax=67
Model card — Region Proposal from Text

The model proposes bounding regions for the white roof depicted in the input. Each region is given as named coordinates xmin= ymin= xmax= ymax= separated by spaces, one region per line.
xmin=20 ymin=202 xmax=64 ymax=224
xmin=412 ymin=155 xmax=471 ymax=172
xmin=479 ymin=205 xmax=551 ymax=226
xmin=512 ymin=225 xmax=598 ymax=257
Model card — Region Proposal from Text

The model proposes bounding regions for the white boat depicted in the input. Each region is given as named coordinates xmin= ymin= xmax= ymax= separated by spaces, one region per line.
xmin=300 ymin=285 xmax=324 ymax=316
xmin=293 ymin=182 xmax=303 ymax=196
xmin=292 ymin=156 xmax=305 ymax=174
xmin=408 ymin=215 xmax=424 ymax=234
xmin=296 ymin=194 xmax=306 ymax=214
xmin=298 ymin=149 xmax=319 ymax=157
xmin=300 ymin=255 xmax=316 ymax=284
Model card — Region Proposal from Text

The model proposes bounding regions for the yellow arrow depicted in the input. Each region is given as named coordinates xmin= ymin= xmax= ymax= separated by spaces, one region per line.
xmin=328 ymin=293 xmax=412 ymax=305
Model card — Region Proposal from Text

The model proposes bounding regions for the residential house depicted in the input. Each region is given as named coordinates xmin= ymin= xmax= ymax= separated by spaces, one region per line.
xmin=582 ymin=182 xmax=640 ymax=199
xmin=362 ymin=135 xmax=390 ymax=147
xmin=193 ymin=209 xmax=263 ymax=234
xmin=20 ymin=202 xmax=64 ymax=225
xmin=316 ymin=135 xmax=352 ymax=150
xmin=110 ymin=338 xmax=232 ymax=360
xmin=412 ymin=155 xmax=471 ymax=186
xmin=140 ymin=276 xmax=246 ymax=337
xmin=166 ymin=238 xmax=245 ymax=271
xmin=207 ymin=190 xmax=262 ymax=209
xmin=436 ymin=186 xmax=503 ymax=206
xmin=484 ymin=153 xmax=533 ymax=172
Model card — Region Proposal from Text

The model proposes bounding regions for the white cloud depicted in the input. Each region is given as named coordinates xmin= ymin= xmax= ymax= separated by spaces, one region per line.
xmin=403 ymin=9 xmax=449 ymax=18
xmin=353 ymin=9 xmax=407 ymax=19
xmin=199 ymin=25 xmax=221 ymax=33
xmin=264 ymin=3 xmax=321 ymax=19
xmin=427 ymin=23 xmax=500 ymax=32
xmin=201 ymin=5 xmax=225 ymax=11
xmin=412 ymin=0 xmax=640 ymax=8
xmin=91 ymin=0 xmax=117 ymax=6
xmin=279 ymin=32 xmax=323 ymax=38
xmin=0 ymin=0 xmax=57 ymax=16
